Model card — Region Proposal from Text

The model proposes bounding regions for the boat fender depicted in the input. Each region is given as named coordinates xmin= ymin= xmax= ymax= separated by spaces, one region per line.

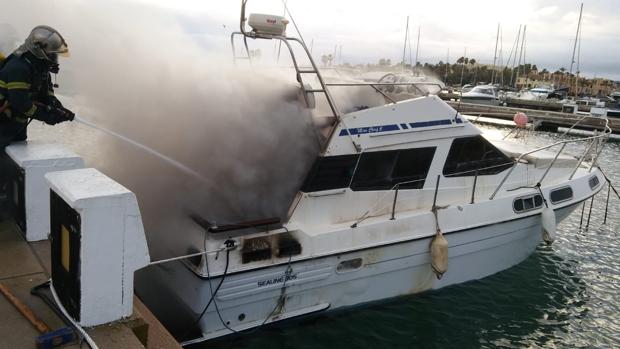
xmin=541 ymin=206 xmax=556 ymax=244
xmin=513 ymin=112 xmax=528 ymax=128
xmin=430 ymin=230 xmax=448 ymax=279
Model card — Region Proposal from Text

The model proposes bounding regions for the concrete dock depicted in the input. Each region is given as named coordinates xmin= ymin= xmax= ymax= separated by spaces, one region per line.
xmin=0 ymin=209 xmax=182 ymax=349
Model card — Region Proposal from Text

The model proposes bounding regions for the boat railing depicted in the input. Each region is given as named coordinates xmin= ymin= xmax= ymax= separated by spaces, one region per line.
xmin=489 ymin=116 xmax=611 ymax=199
xmin=324 ymin=82 xmax=444 ymax=104
xmin=232 ymin=0 xmax=354 ymax=150
xmin=351 ymin=117 xmax=610 ymax=227
xmin=351 ymin=161 xmax=516 ymax=228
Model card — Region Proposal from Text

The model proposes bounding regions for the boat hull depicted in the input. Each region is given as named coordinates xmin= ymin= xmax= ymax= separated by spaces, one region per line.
xmin=172 ymin=203 xmax=578 ymax=344
xmin=460 ymin=97 xmax=501 ymax=106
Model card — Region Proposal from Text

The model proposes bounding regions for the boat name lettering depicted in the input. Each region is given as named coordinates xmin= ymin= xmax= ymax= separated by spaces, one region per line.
xmin=257 ymin=273 xmax=298 ymax=287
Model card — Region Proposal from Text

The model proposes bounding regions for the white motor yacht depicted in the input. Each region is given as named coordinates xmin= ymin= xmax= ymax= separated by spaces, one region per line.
xmin=460 ymin=85 xmax=500 ymax=105
xmin=136 ymin=2 xmax=611 ymax=344
xmin=529 ymin=87 xmax=554 ymax=99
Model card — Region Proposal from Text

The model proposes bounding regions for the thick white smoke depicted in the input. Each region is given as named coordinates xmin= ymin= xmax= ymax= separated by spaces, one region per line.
xmin=1 ymin=0 xmax=322 ymax=258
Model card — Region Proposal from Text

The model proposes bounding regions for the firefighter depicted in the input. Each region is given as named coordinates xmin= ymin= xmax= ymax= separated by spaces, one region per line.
xmin=0 ymin=25 xmax=75 ymax=149
xmin=0 ymin=26 xmax=75 ymax=207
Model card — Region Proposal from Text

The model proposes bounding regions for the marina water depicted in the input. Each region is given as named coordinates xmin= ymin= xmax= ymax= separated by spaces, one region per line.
xmin=29 ymin=122 xmax=620 ymax=348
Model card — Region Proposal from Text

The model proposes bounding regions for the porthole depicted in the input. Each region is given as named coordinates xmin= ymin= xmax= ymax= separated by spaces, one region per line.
xmin=550 ymin=186 xmax=573 ymax=204
xmin=589 ymin=175 xmax=600 ymax=190
xmin=513 ymin=194 xmax=544 ymax=213
xmin=336 ymin=258 xmax=363 ymax=273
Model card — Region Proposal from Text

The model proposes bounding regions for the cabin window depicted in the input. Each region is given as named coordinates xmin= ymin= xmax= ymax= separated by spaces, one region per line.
xmin=550 ymin=186 xmax=573 ymax=204
xmin=443 ymin=136 xmax=513 ymax=177
xmin=589 ymin=175 xmax=600 ymax=190
xmin=351 ymin=147 xmax=436 ymax=191
xmin=513 ymin=194 xmax=543 ymax=213
xmin=301 ymin=154 xmax=359 ymax=192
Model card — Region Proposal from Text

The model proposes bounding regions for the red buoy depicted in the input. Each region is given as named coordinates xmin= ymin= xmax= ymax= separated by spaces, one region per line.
xmin=513 ymin=112 xmax=528 ymax=128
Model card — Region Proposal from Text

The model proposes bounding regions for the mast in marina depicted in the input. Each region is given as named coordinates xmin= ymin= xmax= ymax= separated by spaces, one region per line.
xmin=491 ymin=23 xmax=500 ymax=85
xmin=569 ymin=3 xmax=584 ymax=96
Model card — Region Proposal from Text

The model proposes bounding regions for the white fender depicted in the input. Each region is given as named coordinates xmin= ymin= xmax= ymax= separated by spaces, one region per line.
xmin=541 ymin=206 xmax=556 ymax=244
xmin=430 ymin=230 xmax=448 ymax=279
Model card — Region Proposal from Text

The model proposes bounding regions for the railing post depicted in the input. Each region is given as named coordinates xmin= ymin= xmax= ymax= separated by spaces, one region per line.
xmin=538 ymin=143 xmax=567 ymax=184
xmin=489 ymin=162 xmax=517 ymax=200
xmin=390 ymin=184 xmax=400 ymax=220
xmin=432 ymin=175 xmax=441 ymax=210
xmin=470 ymin=169 xmax=479 ymax=204
xmin=588 ymin=136 xmax=606 ymax=172
xmin=569 ymin=138 xmax=597 ymax=180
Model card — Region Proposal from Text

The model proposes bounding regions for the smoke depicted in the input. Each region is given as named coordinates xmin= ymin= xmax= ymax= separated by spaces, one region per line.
xmin=0 ymin=24 xmax=19 ymax=56
xmin=1 ymin=0 xmax=323 ymax=258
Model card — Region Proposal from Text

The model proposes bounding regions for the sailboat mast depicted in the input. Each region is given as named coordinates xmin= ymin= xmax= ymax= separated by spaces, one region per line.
xmin=514 ymin=25 xmax=526 ymax=88
xmin=402 ymin=16 xmax=409 ymax=66
xmin=499 ymin=27 xmax=504 ymax=86
xmin=414 ymin=26 xmax=420 ymax=75
xmin=569 ymin=3 xmax=583 ymax=76
xmin=570 ymin=3 xmax=583 ymax=96
xmin=445 ymin=48 xmax=450 ymax=83
xmin=510 ymin=25 xmax=522 ymax=87
xmin=408 ymin=25 xmax=414 ymax=68
xmin=460 ymin=47 xmax=467 ymax=86
xmin=491 ymin=23 xmax=500 ymax=85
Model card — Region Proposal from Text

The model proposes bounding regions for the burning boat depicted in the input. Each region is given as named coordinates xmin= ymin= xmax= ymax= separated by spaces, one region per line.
xmin=137 ymin=1 xmax=611 ymax=344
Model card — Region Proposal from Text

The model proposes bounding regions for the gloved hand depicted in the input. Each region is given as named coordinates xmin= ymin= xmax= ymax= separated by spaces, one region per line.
xmin=43 ymin=106 xmax=74 ymax=125
xmin=57 ymin=106 xmax=75 ymax=121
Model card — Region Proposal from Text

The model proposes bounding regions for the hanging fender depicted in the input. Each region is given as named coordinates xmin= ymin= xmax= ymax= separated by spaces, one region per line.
xmin=541 ymin=206 xmax=556 ymax=244
xmin=430 ymin=229 xmax=448 ymax=279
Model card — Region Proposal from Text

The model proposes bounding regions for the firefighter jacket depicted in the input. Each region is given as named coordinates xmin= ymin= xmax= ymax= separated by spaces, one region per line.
xmin=0 ymin=52 xmax=67 ymax=145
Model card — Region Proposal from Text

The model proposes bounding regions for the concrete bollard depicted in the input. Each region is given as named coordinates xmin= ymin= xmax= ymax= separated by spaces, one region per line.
xmin=45 ymin=168 xmax=150 ymax=327
xmin=4 ymin=142 xmax=84 ymax=241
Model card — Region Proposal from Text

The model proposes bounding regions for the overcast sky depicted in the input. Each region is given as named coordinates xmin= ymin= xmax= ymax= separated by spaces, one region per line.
xmin=1 ymin=0 xmax=618 ymax=80
xmin=138 ymin=0 xmax=619 ymax=80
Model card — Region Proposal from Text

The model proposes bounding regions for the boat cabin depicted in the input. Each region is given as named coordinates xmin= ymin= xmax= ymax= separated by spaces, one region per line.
xmin=288 ymin=95 xmax=513 ymax=227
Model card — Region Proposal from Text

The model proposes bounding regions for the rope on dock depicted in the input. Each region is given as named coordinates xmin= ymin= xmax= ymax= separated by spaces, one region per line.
xmin=49 ymin=281 xmax=99 ymax=349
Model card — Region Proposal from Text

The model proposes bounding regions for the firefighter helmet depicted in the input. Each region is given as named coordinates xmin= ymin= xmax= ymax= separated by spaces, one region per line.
xmin=15 ymin=25 xmax=69 ymax=63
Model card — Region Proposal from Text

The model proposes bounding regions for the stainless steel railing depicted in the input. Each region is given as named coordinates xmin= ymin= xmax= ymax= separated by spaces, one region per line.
xmin=351 ymin=117 xmax=611 ymax=226
xmin=489 ymin=116 xmax=611 ymax=200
